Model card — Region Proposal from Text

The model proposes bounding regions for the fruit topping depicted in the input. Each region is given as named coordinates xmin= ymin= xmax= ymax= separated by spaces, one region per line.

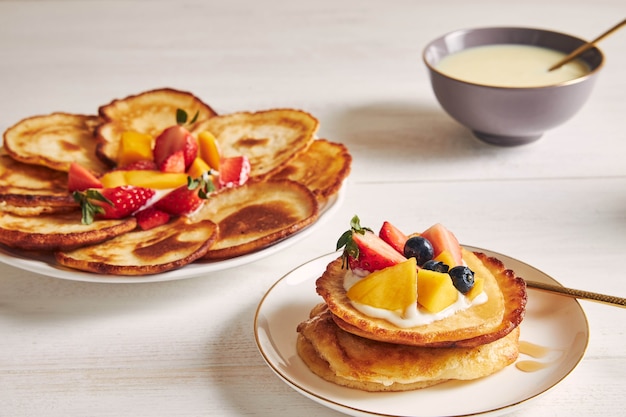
xmin=117 ymin=131 xmax=153 ymax=167
xmin=403 ymin=235 xmax=434 ymax=266
xmin=73 ymin=186 xmax=155 ymax=224
xmin=117 ymin=159 xmax=158 ymax=171
xmin=154 ymin=177 xmax=214 ymax=215
xmin=153 ymin=125 xmax=198 ymax=171
xmin=67 ymin=162 xmax=103 ymax=192
xmin=134 ymin=207 xmax=171 ymax=230
xmin=347 ymin=258 xmax=417 ymax=311
xmin=448 ymin=266 xmax=475 ymax=294
xmin=158 ymin=150 xmax=186 ymax=173
xmin=421 ymin=259 xmax=449 ymax=273
xmin=100 ymin=170 xmax=189 ymax=189
xmin=416 ymin=268 xmax=459 ymax=313
xmin=420 ymin=223 xmax=463 ymax=267
xmin=466 ymin=275 xmax=484 ymax=301
xmin=378 ymin=221 xmax=408 ymax=254
xmin=218 ymin=155 xmax=251 ymax=188
xmin=336 ymin=216 xmax=406 ymax=272
xmin=187 ymin=157 xmax=212 ymax=179
xmin=197 ymin=131 xmax=221 ymax=170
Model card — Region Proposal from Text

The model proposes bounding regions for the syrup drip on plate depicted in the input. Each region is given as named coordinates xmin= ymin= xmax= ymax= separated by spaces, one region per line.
xmin=516 ymin=341 xmax=562 ymax=372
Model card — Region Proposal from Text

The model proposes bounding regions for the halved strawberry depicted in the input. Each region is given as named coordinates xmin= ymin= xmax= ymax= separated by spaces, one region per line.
xmin=134 ymin=207 xmax=171 ymax=230
xmin=67 ymin=162 xmax=103 ymax=192
xmin=420 ymin=223 xmax=463 ymax=266
xmin=350 ymin=231 xmax=407 ymax=271
xmin=73 ymin=186 xmax=155 ymax=224
xmin=218 ymin=155 xmax=250 ymax=188
xmin=378 ymin=221 xmax=408 ymax=255
xmin=336 ymin=216 xmax=406 ymax=272
xmin=154 ymin=177 xmax=215 ymax=215
xmin=153 ymin=125 xmax=198 ymax=170
xmin=158 ymin=150 xmax=186 ymax=173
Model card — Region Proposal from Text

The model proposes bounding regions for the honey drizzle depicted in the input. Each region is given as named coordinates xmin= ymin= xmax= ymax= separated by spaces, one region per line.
xmin=515 ymin=341 xmax=561 ymax=372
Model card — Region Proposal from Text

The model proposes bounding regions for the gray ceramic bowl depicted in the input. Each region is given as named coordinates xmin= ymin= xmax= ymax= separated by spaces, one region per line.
xmin=423 ymin=27 xmax=604 ymax=146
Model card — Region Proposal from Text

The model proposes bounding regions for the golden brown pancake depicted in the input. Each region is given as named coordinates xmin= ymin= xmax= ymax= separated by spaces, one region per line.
xmin=0 ymin=211 xmax=137 ymax=251
xmin=193 ymin=179 xmax=319 ymax=260
xmin=0 ymin=154 xmax=77 ymax=215
xmin=55 ymin=217 xmax=218 ymax=275
xmin=191 ymin=109 xmax=318 ymax=180
xmin=317 ymin=249 xmax=527 ymax=348
xmin=3 ymin=113 xmax=108 ymax=174
xmin=297 ymin=304 xmax=520 ymax=392
xmin=270 ymin=139 xmax=351 ymax=205
xmin=95 ymin=88 xmax=217 ymax=166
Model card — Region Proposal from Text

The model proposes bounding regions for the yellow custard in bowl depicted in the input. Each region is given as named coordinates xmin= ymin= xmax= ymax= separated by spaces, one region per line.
xmin=436 ymin=44 xmax=590 ymax=87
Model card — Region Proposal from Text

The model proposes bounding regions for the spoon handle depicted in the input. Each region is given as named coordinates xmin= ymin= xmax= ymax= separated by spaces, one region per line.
xmin=526 ymin=280 xmax=626 ymax=308
xmin=549 ymin=18 xmax=626 ymax=71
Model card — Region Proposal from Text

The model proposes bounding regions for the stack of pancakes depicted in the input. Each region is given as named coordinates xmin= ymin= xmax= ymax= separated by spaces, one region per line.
xmin=297 ymin=249 xmax=527 ymax=392
xmin=0 ymin=88 xmax=351 ymax=275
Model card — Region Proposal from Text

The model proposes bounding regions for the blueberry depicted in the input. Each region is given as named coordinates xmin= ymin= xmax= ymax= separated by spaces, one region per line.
xmin=448 ymin=266 xmax=474 ymax=294
xmin=403 ymin=236 xmax=434 ymax=266
xmin=422 ymin=260 xmax=449 ymax=273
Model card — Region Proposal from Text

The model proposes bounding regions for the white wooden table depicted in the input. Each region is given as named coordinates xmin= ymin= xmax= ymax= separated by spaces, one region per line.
xmin=1 ymin=1 xmax=624 ymax=416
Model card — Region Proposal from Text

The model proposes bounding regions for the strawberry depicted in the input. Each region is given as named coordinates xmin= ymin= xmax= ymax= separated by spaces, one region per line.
xmin=153 ymin=125 xmax=198 ymax=170
xmin=336 ymin=215 xmax=406 ymax=272
xmin=420 ymin=223 xmax=463 ymax=266
xmin=218 ymin=155 xmax=250 ymax=188
xmin=67 ymin=162 xmax=103 ymax=192
xmin=378 ymin=221 xmax=408 ymax=255
xmin=158 ymin=150 xmax=186 ymax=173
xmin=117 ymin=159 xmax=158 ymax=171
xmin=154 ymin=177 xmax=215 ymax=215
xmin=134 ymin=207 xmax=171 ymax=230
xmin=73 ymin=186 xmax=155 ymax=224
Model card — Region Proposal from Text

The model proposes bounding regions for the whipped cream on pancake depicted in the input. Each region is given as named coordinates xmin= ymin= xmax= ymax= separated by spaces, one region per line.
xmin=344 ymin=269 xmax=488 ymax=328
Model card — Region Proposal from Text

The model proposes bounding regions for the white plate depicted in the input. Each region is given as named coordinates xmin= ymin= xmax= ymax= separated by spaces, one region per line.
xmin=254 ymin=247 xmax=589 ymax=417
xmin=0 ymin=187 xmax=345 ymax=283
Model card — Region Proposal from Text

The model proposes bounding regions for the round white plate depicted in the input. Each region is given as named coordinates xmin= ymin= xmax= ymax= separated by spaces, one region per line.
xmin=254 ymin=247 xmax=589 ymax=417
xmin=0 ymin=187 xmax=345 ymax=283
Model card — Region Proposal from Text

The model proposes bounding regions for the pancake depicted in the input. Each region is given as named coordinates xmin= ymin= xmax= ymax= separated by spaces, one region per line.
xmin=55 ymin=217 xmax=218 ymax=275
xmin=270 ymin=139 xmax=351 ymax=205
xmin=95 ymin=88 xmax=217 ymax=166
xmin=0 ymin=211 xmax=136 ymax=251
xmin=193 ymin=179 xmax=319 ymax=260
xmin=0 ymin=154 xmax=77 ymax=215
xmin=2 ymin=113 xmax=108 ymax=174
xmin=317 ymin=249 xmax=527 ymax=348
xmin=296 ymin=304 xmax=520 ymax=392
xmin=191 ymin=109 xmax=318 ymax=180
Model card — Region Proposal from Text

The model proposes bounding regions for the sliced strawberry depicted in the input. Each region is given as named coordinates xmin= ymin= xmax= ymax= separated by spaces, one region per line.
xmin=135 ymin=207 xmax=171 ymax=230
xmin=67 ymin=162 xmax=103 ymax=192
xmin=158 ymin=150 xmax=186 ymax=173
xmin=153 ymin=125 xmax=197 ymax=170
xmin=420 ymin=223 xmax=463 ymax=266
xmin=73 ymin=186 xmax=155 ymax=224
xmin=154 ymin=178 xmax=213 ymax=215
xmin=117 ymin=159 xmax=158 ymax=171
xmin=378 ymin=221 xmax=408 ymax=255
xmin=350 ymin=230 xmax=407 ymax=272
xmin=218 ymin=155 xmax=250 ymax=188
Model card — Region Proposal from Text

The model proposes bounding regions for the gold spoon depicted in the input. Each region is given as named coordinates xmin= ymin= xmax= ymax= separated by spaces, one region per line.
xmin=526 ymin=280 xmax=626 ymax=308
xmin=549 ymin=18 xmax=626 ymax=71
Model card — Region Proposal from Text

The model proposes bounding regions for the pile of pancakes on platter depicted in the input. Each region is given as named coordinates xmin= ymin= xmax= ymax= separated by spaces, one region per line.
xmin=297 ymin=247 xmax=527 ymax=392
xmin=0 ymin=88 xmax=351 ymax=276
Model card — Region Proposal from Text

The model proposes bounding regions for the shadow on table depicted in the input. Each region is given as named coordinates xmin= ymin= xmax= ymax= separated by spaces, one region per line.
xmin=324 ymin=100 xmax=489 ymax=159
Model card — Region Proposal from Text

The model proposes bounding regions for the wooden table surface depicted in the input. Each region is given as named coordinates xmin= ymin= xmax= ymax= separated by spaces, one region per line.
xmin=1 ymin=1 xmax=624 ymax=416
